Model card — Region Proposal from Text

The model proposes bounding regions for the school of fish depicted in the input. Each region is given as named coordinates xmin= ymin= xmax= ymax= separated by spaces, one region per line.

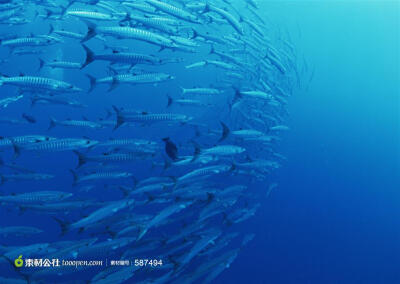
xmin=0 ymin=0 xmax=299 ymax=283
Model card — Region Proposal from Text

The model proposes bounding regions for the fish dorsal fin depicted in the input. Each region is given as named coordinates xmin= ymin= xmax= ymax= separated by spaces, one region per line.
xmin=108 ymin=77 xmax=118 ymax=92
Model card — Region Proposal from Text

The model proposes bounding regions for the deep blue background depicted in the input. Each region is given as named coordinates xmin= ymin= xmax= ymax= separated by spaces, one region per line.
xmin=220 ymin=1 xmax=400 ymax=284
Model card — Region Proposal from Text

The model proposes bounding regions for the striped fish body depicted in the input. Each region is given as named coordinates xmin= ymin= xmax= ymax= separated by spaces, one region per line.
xmin=96 ymin=26 xmax=176 ymax=48
xmin=0 ymin=191 xmax=72 ymax=203
xmin=95 ymin=52 xmax=161 ymax=65
xmin=145 ymin=0 xmax=200 ymax=23
xmin=0 ymin=76 xmax=81 ymax=93
xmin=18 ymin=138 xmax=98 ymax=152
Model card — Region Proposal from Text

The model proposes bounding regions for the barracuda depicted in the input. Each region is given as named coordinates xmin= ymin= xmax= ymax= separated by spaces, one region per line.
xmin=40 ymin=59 xmax=82 ymax=69
xmin=30 ymin=95 xmax=87 ymax=108
xmin=129 ymin=14 xmax=179 ymax=35
xmin=70 ymin=170 xmax=133 ymax=185
xmin=181 ymin=87 xmax=222 ymax=95
xmin=137 ymin=201 xmax=192 ymax=241
xmin=48 ymin=118 xmax=103 ymax=130
xmin=12 ymin=138 xmax=98 ymax=156
xmin=145 ymin=0 xmax=200 ymax=23
xmin=91 ymin=72 xmax=174 ymax=92
xmin=177 ymin=164 xmax=235 ymax=184
xmin=66 ymin=9 xmax=124 ymax=21
xmin=0 ymin=75 xmax=82 ymax=93
xmin=0 ymin=135 xmax=54 ymax=148
xmin=0 ymin=35 xmax=62 ymax=48
xmin=204 ymin=4 xmax=244 ymax=35
xmin=0 ymin=191 xmax=72 ymax=203
xmin=59 ymin=199 xmax=135 ymax=232
xmin=73 ymin=151 xmax=152 ymax=168
xmin=82 ymin=45 xmax=162 ymax=68
xmin=91 ymin=25 xmax=178 ymax=49
xmin=113 ymin=105 xmax=192 ymax=129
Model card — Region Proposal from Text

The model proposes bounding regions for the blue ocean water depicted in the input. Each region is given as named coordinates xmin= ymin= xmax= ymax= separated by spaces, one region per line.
xmin=220 ymin=1 xmax=400 ymax=284
xmin=0 ymin=0 xmax=398 ymax=283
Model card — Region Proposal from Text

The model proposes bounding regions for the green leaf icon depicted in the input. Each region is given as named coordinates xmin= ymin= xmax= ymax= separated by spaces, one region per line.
xmin=14 ymin=255 xmax=23 ymax=268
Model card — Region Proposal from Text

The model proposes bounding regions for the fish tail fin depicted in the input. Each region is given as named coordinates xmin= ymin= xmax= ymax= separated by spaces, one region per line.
xmin=190 ymin=140 xmax=201 ymax=162
xmin=48 ymin=22 xmax=54 ymax=34
xmin=108 ymin=77 xmax=118 ymax=92
xmin=86 ymin=74 xmax=96 ymax=93
xmin=9 ymin=138 xmax=20 ymax=158
xmin=233 ymin=87 xmax=241 ymax=101
xmin=82 ymin=21 xmax=97 ymax=42
xmin=209 ymin=44 xmax=215 ymax=55
xmin=106 ymin=226 xmax=117 ymax=239
xmin=144 ymin=192 xmax=155 ymax=204
xmin=73 ymin=151 xmax=86 ymax=168
xmin=48 ymin=117 xmax=56 ymax=130
xmin=168 ymin=176 xmax=178 ymax=189
xmin=38 ymin=58 xmax=45 ymax=70
xmin=219 ymin=121 xmax=230 ymax=142
xmin=188 ymin=28 xmax=197 ymax=39
xmin=18 ymin=205 xmax=27 ymax=215
xmin=119 ymin=12 xmax=131 ymax=24
xmin=168 ymin=255 xmax=179 ymax=271
xmin=63 ymin=0 xmax=75 ymax=9
xmin=118 ymin=186 xmax=130 ymax=197
xmin=69 ymin=169 xmax=78 ymax=186
xmin=229 ymin=87 xmax=241 ymax=112
xmin=81 ymin=44 xmax=94 ymax=69
xmin=112 ymin=105 xmax=124 ymax=130
xmin=59 ymin=3 xmax=69 ymax=16
xmin=53 ymin=217 xmax=69 ymax=235
xmin=40 ymin=8 xmax=51 ymax=19
xmin=166 ymin=95 xmax=173 ymax=108
xmin=201 ymin=3 xmax=210 ymax=14
xmin=180 ymin=87 xmax=186 ymax=95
